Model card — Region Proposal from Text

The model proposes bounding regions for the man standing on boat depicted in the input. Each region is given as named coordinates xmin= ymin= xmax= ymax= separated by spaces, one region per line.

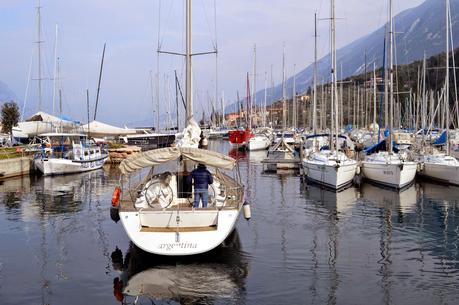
xmin=188 ymin=163 xmax=213 ymax=208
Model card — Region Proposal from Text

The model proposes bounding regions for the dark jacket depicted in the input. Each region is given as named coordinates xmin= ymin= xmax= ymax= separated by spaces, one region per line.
xmin=189 ymin=167 xmax=213 ymax=190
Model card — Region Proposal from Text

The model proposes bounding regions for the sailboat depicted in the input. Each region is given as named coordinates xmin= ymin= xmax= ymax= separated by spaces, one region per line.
xmin=13 ymin=1 xmax=78 ymax=142
xmin=113 ymin=0 xmax=246 ymax=256
xmin=228 ymin=73 xmax=253 ymax=149
xmin=263 ymin=44 xmax=299 ymax=171
xmin=302 ymin=5 xmax=357 ymax=190
xmin=416 ymin=0 xmax=459 ymax=186
xmin=248 ymin=50 xmax=273 ymax=151
xmin=361 ymin=0 xmax=417 ymax=189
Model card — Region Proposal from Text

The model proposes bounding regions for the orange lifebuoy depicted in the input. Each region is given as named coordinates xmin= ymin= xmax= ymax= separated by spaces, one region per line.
xmin=111 ymin=187 xmax=121 ymax=207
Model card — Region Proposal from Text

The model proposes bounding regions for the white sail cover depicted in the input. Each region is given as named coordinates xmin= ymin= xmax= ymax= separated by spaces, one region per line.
xmin=119 ymin=146 xmax=236 ymax=174
xmin=175 ymin=119 xmax=201 ymax=148
xmin=81 ymin=120 xmax=137 ymax=137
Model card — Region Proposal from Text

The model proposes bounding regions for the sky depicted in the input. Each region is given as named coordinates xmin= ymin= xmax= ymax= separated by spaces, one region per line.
xmin=0 ymin=0 xmax=425 ymax=128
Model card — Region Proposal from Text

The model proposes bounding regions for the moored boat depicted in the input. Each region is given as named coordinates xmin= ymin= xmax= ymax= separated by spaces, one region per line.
xmin=34 ymin=133 xmax=108 ymax=176
xmin=114 ymin=147 xmax=244 ymax=256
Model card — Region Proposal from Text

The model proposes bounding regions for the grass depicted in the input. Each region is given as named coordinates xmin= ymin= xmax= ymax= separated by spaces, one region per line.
xmin=0 ymin=147 xmax=33 ymax=160
xmin=108 ymin=142 xmax=126 ymax=149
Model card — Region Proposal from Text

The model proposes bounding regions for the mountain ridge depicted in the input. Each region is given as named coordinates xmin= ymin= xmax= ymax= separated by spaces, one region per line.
xmin=227 ymin=0 xmax=459 ymax=112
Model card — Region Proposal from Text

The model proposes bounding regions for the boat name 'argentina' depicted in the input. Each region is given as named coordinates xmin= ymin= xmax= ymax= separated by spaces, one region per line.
xmin=159 ymin=242 xmax=198 ymax=251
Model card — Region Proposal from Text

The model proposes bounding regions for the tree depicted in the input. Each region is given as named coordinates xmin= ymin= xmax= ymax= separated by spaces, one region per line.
xmin=1 ymin=101 xmax=20 ymax=143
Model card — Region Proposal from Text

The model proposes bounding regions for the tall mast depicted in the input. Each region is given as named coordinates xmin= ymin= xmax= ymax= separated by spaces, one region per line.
xmin=422 ymin=52 xmax=427 ymax=132
xmin=36 ymin=0 xmax=43 ymax=111
xmin=282 ymin=43 xmax=287 ymax=130
xmin=330 ymin=0 xmax=338 ymax=153
xmin=388 ymin=0 xmax=394 ymax=153
xmin=57 ymin=57 xmax=62 ymax=118
xmin=214 ymin=0 xmax=219 ymax=128
xmin=313 ymin=13 xmax=318 ymax=133
xmin=52 ymin=24 xmax=58 ymax=116
xmin=221 ymin=91 xmax=225 ymax=126
xmin=247 ymin=72 xmax=251 ymax=129
xmin=373 ymin=62 xmax=377 ymax=132
xmin=364 ymin=50 xmax=367 ymax=128
xmin=185 ymin=0 xmax=193 ymax=126
xmin=93 ymin=43 xmax=106 ymax=121
xmin=149 ymin=70 xmax=155 ymax=128
xmin=446 ymin=0 xmax=450 ymax=154
xmin=263 ymin=72 xmax=267 ymax=127
xmin=293 ymin=64 xmax=297 ymax=129
xmin=252 ymin=44 xmax=257 ymax=128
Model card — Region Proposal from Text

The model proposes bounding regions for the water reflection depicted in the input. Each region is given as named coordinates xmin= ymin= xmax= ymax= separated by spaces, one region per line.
xmin=228 ymin=148 xmax=247 ymax=160
xmin=111 ymin=230 xmax=249 ymax=304
xmin=248 ymin=150 xmax=267 ymax=164
xmin=0 ymin=176 xmax=31 ymax=214
xmin=1 ymin=140 xmax=459 ymax=304
xmin=361 ymin=183 xmax=418 ymax=215
xmin=302 ymin=183 xmax=358 ymax=217
xmin=300 ymin=184 xmax=356 ymax=305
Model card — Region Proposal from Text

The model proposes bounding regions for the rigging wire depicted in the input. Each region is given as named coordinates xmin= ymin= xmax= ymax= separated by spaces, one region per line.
xmin=22 ymin=48 xmax=35 ymax=121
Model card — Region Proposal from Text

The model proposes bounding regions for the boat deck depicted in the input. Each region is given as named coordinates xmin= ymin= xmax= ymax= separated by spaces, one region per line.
xmin=119 ymin=171 xmax=243 ymax=212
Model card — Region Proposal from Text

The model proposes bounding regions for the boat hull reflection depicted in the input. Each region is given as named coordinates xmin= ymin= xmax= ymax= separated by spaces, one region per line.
xmin=112 ymin=230 xmax=249 ymax=304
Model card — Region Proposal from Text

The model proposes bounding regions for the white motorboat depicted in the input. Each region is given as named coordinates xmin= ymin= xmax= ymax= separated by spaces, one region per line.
xmin=303 ymin=150 xmax=357 ymax=190
xmin=114 ymin=147 xmax=245 ymax=256
xmin=418 ymin=153 xmax=459 ymax=186
xmin=34 ymin=133 xmax=108 ymax=176
xmin=361 ymin=152 xmax=417 ymax=189
xmin=248 ymin=134 xmax=271 ymax=151
xmin=207 ymin=128 xmax=229 ymax=139
xmin=248 ymin=127 xmax=273 ymax=151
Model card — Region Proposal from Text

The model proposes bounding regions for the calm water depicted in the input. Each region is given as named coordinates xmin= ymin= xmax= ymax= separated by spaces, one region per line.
xmin=1 ymin=141 xmax=459 ymax=305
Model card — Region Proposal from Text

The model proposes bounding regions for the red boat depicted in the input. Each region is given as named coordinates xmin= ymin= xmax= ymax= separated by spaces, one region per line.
xmin=229 ymin=73 xmax=253 ymax=148
xmin=228 ymin=128 xmax=253 ymax=147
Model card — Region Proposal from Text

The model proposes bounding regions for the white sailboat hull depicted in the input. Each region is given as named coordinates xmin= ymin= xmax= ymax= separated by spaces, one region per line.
xmin=35 ymin=156 xmax=107 ymax=176
xmin=303 ymin=159 xmax=357 ymax=189
xmin=361 ymin=161 xmax=417 ymax=189
xmin=119 ymin=208 xmax=241 ymax=256
xmin=420 ymin=161 xmax=459 ymax=186
xmin=247 ymin=136 xmax=270 ymax=151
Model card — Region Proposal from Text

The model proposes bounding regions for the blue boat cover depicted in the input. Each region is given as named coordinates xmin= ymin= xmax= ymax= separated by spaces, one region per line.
xmin=432 ymin=131 xmax=447 ymax=145
xmin=364 ymin=138 xmax=399 ymax=155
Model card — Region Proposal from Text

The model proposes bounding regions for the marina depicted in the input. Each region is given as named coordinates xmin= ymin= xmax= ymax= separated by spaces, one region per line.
xmin=2 ymin=0 xmax=459 ymax=303
xmin=0 ymin=141 xmax=459 ymax=304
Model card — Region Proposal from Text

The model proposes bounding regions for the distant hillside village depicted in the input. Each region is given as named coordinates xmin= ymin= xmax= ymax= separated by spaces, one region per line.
xmin=220 ymin=47 xmax=459 ymax=130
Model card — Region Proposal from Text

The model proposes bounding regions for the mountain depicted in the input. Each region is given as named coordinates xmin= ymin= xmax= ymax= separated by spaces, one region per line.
xmin=227 ymin=0 xmax=459 ymax=112
xmin=0 ymin=80 xmax=16 ymax=102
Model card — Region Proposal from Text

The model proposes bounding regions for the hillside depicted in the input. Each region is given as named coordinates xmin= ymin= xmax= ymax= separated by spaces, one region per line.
xmin=262 ymin=46 xmax=459 ymax=129
xmin=0 ymin=80 xmax=15 ymax=102
xmin=227 ymin=0 xmax=459 ymax=112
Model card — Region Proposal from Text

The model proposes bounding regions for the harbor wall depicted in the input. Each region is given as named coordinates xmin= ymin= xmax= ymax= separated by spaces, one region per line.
xmin=0 ymin=157 xmax=32 ymax=179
